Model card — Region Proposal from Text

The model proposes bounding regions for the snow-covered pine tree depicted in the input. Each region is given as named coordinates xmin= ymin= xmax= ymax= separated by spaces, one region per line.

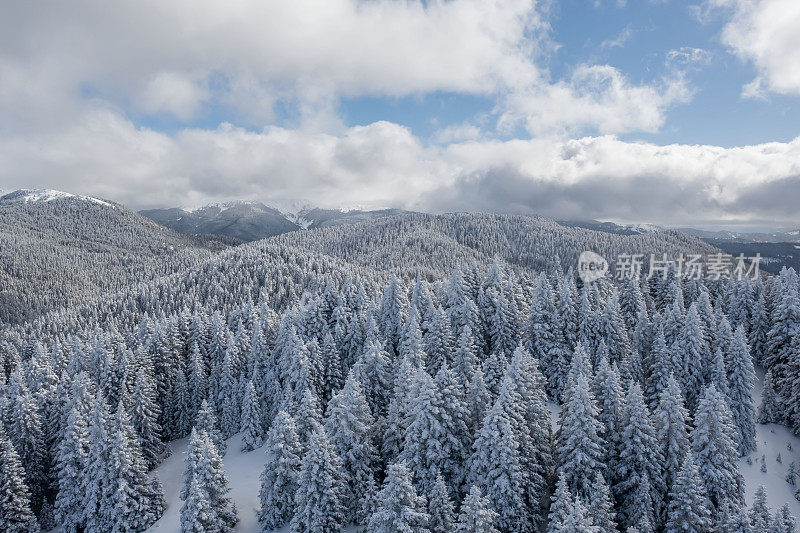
xmin=218 ymin=347 xmax=241 ymax=439
xmin=632 ymin=309 xmax=652 ymax=369
xmin=400 ymin=368 xmax=450 ymax=498
xmin=185 ymin=430 xmax=238 ymax=532
xmin=352 ymin=340 xmax=393 ymax=420
xmin=291 ymin=426 xmax=345 ymax=533
xmin=294 ymin=386 xmax=324 ymax=449
xmin=131 ymin=367 xmax=164 ymax=469
xmin=547 ymin=473 xmax=571 ymax=533
xmin=427 ymin=472 xmax=455 ymax=532
xmin=726 ymin=325 xmax=757 ymax=455
xmin=380 ymin=276 xmax=409 ymax=355
xmin=180 ymin=471 xmax=215 ymax=533
xmin=366 ymin=461 xmax=429 ymax=533
xmin=771 ymin=503 xmax=796 ymax=533
xmin=691 ymin=384 xmax=744 ymax=512
xmin=109 ymin=401 xmax=163 ymax=532
xmin=481 ymin=351 xmax=505 ymax=397
xmin=506 ymin=346 xmax=554 ymax=506
xmin=322 ymin=330 xmax=344 ymax=404
xmin=672 ymin=303 xmax=706 ymax=411
xmin=240 ymin=380 xmax=263 ymax=452
xmin=453 ymin=324 xmax=479 ymax=391
xmin=750 ymin=485 xmax=772 ymax=532
xmin=603 ymin=294 xmax=632 ymax=365
xmin=765 ymin=284 xmax=800 ymax=399
xmin=664 ymin=455 xmax=712 ymax=533
xmin=709 ymin=347 xmax=730 ymax=399
xmin=424 ymin=306 xmax=453 ymax=376
xmin=588 ymin=472 xmax=617 ymax=532
xmin=563 ymin=495 xmax=600 ymax=532
xmin=434 ymin=361 xmax=471 ymax=491
xmin=258 ymin=410 xmax=302 ymax=531
xmin=465 ymin=365 xmax=491 ymax=439
xmin=195 ymin=399 xmax=226 ymax=456
xmin=382 ymin=355 xmax=417 ymax=462
xmin=758 ymin=370 xmax=783 ymax=425
xmin=557 ymin=371 xmax=605 ymax=502
xmin=324 ymin=373 xmax=378 ymax=522
xmin=620 ymin=277 xmax=646 ymax=331
xmin=187 ymin=342 xmax=207 ymax=422
xmin=653 ymin=374 xmax=690 ymax=506
xmin=750 ymin=290 xmax=770 ymax=366
xmin=8 ymin=376 xmax=45 ymax=512
xmin=54 ymin=407 xmax=88 ymax=533
xmin=81 ymin=393 xmax=115 ymax=532
xmin=457 ymin=485 xmax=499 ymax=533
xmin=613 ymin=382 xmax=663 ymax=531
xmin=0 ymin=425 xmax=39 ymax=532
xmin=524 ymin=275 xmax=560 ymax=396
xmin=644 ymin=325 xmax=672 ymax=408
xmin=592 ymin=353 xmax=624 ymax=479
xmin=468 ymin=390 xmax=530 ymax=531
xmin=486 ymin=288 xmax=519 ymax=360
xmin=181 ymin=428 xmax=203 ymax=502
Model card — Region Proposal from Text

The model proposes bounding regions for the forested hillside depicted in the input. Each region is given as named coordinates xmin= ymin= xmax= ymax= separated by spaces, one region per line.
xmin=0 ymin=190 xmax=225 ymax=326
xmin=270 ymin=212 xmax=718 ymax=279
xmin=0 ymin=205 xmax=797 ymax=533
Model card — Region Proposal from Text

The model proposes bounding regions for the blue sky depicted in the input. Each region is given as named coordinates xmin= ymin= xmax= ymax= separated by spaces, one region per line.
xmin=2 ymin=0 xmax=800 ymax=227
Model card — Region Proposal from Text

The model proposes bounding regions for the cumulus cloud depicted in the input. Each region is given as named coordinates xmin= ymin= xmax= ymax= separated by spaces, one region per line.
xmin=0 ymin=0 xmax=685 ymax=135
xmin=499 ymin=65 xmax=692 ymax=135
xmin=2 ymin=107 xmax=799 ymax=227
xmin=712 ymin=0 xmax=800 ymax=97
xmin=137 ymin=72 xmax=209 ymax=121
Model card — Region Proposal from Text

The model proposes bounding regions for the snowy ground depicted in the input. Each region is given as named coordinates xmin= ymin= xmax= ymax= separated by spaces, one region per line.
xmin=148 ymin=433 xmax=265 ymax=532
xmin=147 ymin=433 xmax=358 ymax=532
xmin=148 ymin=373 xmax=800 ymax=532
xmin=740 ymin=370 xmax=800 ymax=518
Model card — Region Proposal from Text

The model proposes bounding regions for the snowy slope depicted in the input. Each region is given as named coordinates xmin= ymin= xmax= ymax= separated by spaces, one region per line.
xmin=148 ymin=434 xmax=360 ymax=532
xmin=740 ymin=371 xmax=800 ymax=517
xmin=149 ymin=434 xmax=265 ymax=532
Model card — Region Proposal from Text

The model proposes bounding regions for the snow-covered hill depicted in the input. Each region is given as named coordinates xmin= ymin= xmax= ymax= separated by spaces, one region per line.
xmin=0 ymin=188 xmax=116 ymax=208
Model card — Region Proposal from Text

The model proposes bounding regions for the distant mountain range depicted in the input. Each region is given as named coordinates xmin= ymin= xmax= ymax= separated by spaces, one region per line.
xmin=139 ymin=201 xmax=412 ymax=242
xmin=560 ymin=219 xmax=800 ymax=274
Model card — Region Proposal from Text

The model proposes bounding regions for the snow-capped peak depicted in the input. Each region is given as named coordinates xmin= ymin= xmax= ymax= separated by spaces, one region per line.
xmin=1 ymin=189 xmax=115 ymax=208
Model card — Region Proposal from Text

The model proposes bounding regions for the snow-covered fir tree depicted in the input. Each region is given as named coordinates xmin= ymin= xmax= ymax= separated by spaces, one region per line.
xmin=367 ymin=461 xmax=429 ymax=533
xmin=324 ymin=373 xmax=378 ymax=522
xmin=457 ymin=485 xmax=499 ymax=533
xmin=0 ymin=424 xmax=39 ymax=532
xmin=240 ymin=380 xmax=263 ymax=452
xmin=664 ymin=455 xmax=712 ymax=533
xmin=259 ymin=410 xmax=302 ymax=531
xmin=291 ymin=426 xmax=344 ymax=533
xmin=691 ymin=384 xmax=744 ymax=512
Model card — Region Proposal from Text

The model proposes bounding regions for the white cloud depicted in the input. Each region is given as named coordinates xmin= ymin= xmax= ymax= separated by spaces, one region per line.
xmin=137 ymin=72 xmax=209 ymax=120
xmin=499 ymin=65 xmax=692 ymax=135
xmin=2 ymin=108 xmax=799 ymax=226
xmin=712 ymin=0 xmax=800 ymax=97
xmin=0 ymin=0 xmax=543 ymax=121
xmin=600 ymin=26 xmax=633 ymax=50
xmin=0 ymin=0 xmax=685 ymax=136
